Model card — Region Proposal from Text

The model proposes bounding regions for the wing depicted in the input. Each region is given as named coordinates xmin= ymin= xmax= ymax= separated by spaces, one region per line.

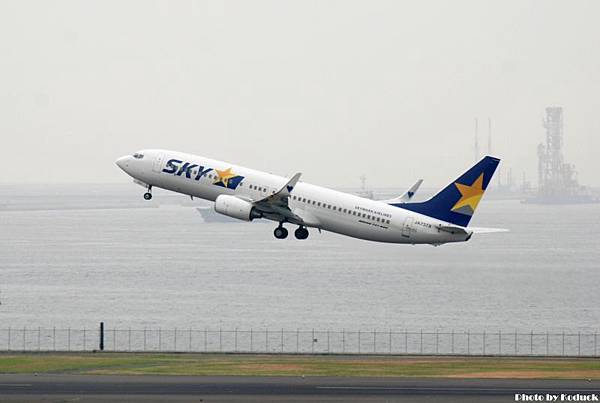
xmin=251 ymin=173 xmax=310 ymax=226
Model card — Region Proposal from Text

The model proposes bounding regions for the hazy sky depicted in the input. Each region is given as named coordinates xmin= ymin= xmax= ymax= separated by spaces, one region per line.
xmin=1 ymin=0 xmax=599 ymax=187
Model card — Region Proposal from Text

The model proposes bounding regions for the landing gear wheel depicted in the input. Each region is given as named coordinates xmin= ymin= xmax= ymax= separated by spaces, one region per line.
xmin=274 ymin=226 xmax=288 ymax=239
xmin=294 ymin=227 xmax=309 ymax=240
xmin=143 ymin=192 xmax=152 ymax=200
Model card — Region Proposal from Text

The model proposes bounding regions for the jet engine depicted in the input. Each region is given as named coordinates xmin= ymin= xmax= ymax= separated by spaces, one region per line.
xmin=214 ymin=195 xmax=262 ymax=221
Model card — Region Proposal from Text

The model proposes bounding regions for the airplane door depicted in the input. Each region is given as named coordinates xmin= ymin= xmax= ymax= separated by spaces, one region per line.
xmin=402 ymin=217 xmax=414 ymax=238
xmin=152 ymin=153 xmax=165 ymax=173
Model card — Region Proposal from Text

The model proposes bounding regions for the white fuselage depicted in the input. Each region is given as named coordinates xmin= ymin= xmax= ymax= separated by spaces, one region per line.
xmin=116 ymin=149 xmax=470 ymax=244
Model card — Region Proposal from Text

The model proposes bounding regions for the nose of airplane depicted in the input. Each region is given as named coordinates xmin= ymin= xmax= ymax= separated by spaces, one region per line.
xmin=115 ymin=155 xmax=131 ymax=171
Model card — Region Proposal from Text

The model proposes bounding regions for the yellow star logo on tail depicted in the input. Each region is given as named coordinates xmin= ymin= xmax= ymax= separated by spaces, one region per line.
xmin=214 ymin=168 xmax=237 ymax=187
xmin=451 ymin=174 xmax=485 ymax=216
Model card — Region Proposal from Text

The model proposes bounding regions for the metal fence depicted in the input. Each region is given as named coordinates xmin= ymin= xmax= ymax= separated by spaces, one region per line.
xmin=1 ymin=327 xmax=599 ymax=357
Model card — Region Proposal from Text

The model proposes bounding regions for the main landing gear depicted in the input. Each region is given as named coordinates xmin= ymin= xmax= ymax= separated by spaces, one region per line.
xmin=273 ymin=224 xmax=309 ymax=240
xmin=143 ymin=185 xmax=153 ymax=200
xmin=274 ymin=225 xmax=288 ymax=239
xmin=294 ymin=226 xmax=309 ymax=240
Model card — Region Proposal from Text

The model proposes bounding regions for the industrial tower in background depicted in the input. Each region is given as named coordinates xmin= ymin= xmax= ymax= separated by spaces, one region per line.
xmin=526 ymin=107 xmax=597 ymax=204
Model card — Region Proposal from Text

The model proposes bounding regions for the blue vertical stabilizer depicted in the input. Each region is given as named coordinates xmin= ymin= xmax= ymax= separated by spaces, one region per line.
xmin=390 ymin=156 xmax=500 ymax=227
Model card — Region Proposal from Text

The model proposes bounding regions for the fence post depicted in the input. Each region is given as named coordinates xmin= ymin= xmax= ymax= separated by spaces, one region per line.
xmin=128 ymin=328 xmax=132 ymax=352
xmin=514 ymin=330 xmax=517 ymax=355
xmin=529 ymin=330 xmax=535 ymax=356
xmin=296 ymin=329 xmax=299 ymax=353
xmin=83 ymin=328 xmax=86 ymax=351
xmin=327 ymin=330 xmax=330 ymax=353
xmin=546 ymin=331 xmax=549 ymax=356
xmin=99 ymin=323 xmax=104 ymax=351
xmin=234 ymin=328 xmax=238 ymax=352
xmin=342 ymin=329 xmax=345 ymax=353
xmin=113 ymin=328 xmax=116 ymax=351
xmin=281 ymin=328 xmax=284 ymax=353
xmin=219 ymin=328 xmax=222 ymax=352
xmin=358 ymin=330 xmax=361 ymax=354
xmin=562 ymin=331 xmax=565 ymax=356
xmin=250 ymin=328 xmax=253 ymax=352
xmin=451 ymin=329 xmax=454 ymax=354
xmin=595 ymin=333 xmax=597 ymax=357
xmin=174 ymin=328 xmax=177 ymax=351
xmin=404 ymin=329 xmax=408 ymax=354
xmin=38 ymin=327 xmax=41 ymax=351
xmin=68 ymin=328 xmax=70 ymax=351
xmin=159 ymin=328 xmax=162 ymax=351
xmin=467 ymin=330 xmax=470 ymax=355
xmin=143 ymin=328 xmax=147 ymax=351
xmin=8 ymin=327 xmax=10 ymax=351
xmin=578 ymin=332 xmax=581 ymax=356
xmin=499 ymin=330 xmax=502 ymax=355
xmin=420 ymin=329 xmax=423 ymax=354
xmin=312 ymin=328 xmax=315 ymax=354
xmin=23 ymin=326 xmax=26 ymax=351
xmin=389 ymin=329 xmax=392 ymax=354
xmin=483 ymin=331 xmax=486 ymax=355
xmin=373 ymin=329 xmax=376 ymax=354
xmin=189 ymin=328 xmax=192 ymax=352
xmin=265 ymin=328 xmax=268 ymax=353
xmin=53 ymin=327 xmax=56 ymax=351
xmin=205 ymin=328 xmax=208 ymax=352
xmin=436 ymin=329 xmax=439 ymax=354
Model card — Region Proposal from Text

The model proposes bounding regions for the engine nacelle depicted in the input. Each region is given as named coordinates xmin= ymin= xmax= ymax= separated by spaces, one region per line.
xmin=214 ymin=195 xmax=262 ymax=222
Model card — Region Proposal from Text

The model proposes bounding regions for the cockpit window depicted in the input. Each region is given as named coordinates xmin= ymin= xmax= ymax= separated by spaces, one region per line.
xmin=133 ymin=153 xmax=144 ymax=159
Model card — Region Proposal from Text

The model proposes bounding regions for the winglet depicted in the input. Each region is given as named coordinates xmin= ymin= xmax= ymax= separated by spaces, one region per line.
xmin=399 ymin=179 xmax=423 ymax=202
xmin=380 ymin=179 xmax=424 ymax=204
xmin=281 ymin=172 xmax=301 ymax=197
xmin=258 ymin=172 xmax=301 ymax=203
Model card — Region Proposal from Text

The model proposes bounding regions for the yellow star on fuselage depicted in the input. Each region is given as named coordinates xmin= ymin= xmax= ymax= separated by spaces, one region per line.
xmin=451 ymin=173 xmax=485 ymax=214
xmin=215 ymin=168 xmax=236 ymax=187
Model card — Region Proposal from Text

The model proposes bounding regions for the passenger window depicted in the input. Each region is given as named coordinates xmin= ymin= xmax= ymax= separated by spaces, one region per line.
xmin=317 ymin=202 xmax=321 ymax=206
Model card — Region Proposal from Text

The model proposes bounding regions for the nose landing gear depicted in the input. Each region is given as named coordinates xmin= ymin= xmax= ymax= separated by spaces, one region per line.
xmin=274 ymin=224 xmax=288 ymax=239
xmin=294 ymin=226 xmax=309 ymax=240
xmin=143 ymin=185 xmax=153 ymax=200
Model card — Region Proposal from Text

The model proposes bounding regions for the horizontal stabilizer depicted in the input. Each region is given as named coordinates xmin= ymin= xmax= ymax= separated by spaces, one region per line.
xmin=468 ymin=227 xmax=509 ymax=234
xmin=438 ymin=225 xmax=469 ymax=235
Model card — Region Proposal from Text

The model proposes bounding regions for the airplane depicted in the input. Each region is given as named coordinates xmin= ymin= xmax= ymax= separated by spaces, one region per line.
xmin=116 ymin=150 xmax=504 ymax=245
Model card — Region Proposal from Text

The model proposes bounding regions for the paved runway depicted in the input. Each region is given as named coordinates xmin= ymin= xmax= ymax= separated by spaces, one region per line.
xmin=0 ymin=374 xmax=599 ymax=402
